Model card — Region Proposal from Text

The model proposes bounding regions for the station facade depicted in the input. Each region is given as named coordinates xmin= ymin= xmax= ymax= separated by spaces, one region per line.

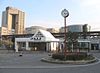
xmin=15 ymin=29 xmax=100 ymax=52
xmin=15 ymin=29 xmax=59 ymax=52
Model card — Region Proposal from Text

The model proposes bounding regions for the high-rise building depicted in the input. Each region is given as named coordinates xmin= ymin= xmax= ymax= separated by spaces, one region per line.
xmin=1 ymin=6 xmax=25 ymax=35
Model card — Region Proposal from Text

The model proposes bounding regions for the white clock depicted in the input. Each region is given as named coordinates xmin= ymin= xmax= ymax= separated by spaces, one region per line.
xmin=61 ymin=9 xmax=69 ymax=17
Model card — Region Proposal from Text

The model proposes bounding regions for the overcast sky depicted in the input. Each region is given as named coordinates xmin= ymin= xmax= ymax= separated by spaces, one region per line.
xmin=0 ymin=0 xmax=100 ymax=31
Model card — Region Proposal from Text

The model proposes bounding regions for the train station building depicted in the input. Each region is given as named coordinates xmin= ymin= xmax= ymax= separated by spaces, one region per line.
xmin=15 ymin=29 xmax=60 ymax=52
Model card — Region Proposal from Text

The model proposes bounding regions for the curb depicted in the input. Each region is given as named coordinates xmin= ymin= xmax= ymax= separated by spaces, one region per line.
xmin=41 ymin=57 xmax=98 ymax=65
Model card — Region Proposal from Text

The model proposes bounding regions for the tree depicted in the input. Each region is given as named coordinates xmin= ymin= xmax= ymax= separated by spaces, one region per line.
xmin=0 ymin=40 xmax=2 ymax=47
xmin=1 ymin=40 xmax=13 ymax=50
xmin=83 ymin=24 xmax=88 ymax=39
xmin=66 ymin=32 xmax=79 ymax=52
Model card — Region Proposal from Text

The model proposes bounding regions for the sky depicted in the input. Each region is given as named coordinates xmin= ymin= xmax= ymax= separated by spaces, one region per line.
xmin=0 ymin=0 xmax=100 ymax=31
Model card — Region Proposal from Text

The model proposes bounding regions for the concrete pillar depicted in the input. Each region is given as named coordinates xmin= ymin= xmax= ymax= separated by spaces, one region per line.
xmin=46 ymin=43 xmax=49 ymax=51
xmin=15 ymin=41 xmax=18 ymax=52
xmin=26 ymin=42 xmax=29 ymax=50
xmin=89 ymin=42 xmax=91 ymax=51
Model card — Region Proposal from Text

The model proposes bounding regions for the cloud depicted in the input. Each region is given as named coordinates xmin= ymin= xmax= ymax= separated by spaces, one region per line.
xmin=80 ymin=0 xmax=100 ymax=9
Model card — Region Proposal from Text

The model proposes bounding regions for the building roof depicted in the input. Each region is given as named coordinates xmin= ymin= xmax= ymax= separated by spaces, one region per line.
xmin=15 ymin=29 xmax=59 ymax=42
xmin=32 ymin=29 xmax=59 ymax=41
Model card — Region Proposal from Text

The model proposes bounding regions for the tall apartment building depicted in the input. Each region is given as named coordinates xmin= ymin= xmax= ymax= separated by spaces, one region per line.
xmin=1 ymin=6 xmax=25 ymax=35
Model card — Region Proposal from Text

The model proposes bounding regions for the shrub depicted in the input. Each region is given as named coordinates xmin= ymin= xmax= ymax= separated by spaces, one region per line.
xmin=52 ymin=53 xmax=65 ymax=60
xmin=52 ymin=52 xmax=91 ymax=61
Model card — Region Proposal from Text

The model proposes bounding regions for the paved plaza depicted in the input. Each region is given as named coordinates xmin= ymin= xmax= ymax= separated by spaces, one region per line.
xmin=0 ymin=51 xmax=100 ymax=73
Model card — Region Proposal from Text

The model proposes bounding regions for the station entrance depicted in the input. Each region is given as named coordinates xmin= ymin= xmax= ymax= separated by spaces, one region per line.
xmin=91 ymin=44 xmax=99 ymax=50
xmin=29 ymin=42 xmax=46 ymax=51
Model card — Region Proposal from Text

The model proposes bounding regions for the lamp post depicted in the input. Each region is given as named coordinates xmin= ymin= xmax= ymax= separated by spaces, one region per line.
xmin=61 ymin=9 xmax=69 ymax=56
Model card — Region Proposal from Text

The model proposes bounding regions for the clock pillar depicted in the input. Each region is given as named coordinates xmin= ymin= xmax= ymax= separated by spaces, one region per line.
xmin=61 ymin=9 xmax=69 ymax=57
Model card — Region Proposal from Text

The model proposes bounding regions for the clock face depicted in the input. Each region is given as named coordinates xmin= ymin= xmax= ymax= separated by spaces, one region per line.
xmin=61 ymin=9 xmax=69 ymax=17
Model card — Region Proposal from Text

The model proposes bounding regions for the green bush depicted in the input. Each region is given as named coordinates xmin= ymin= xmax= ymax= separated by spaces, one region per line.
xmin=52 ymin=52 xmax=92 ymax=61
xmin=52 ymin=53 xmax=65 ymax=60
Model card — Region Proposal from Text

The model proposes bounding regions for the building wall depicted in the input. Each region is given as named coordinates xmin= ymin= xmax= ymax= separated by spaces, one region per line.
xmin=47 ymin=28 xmax=59 ymax=33
xmin=59 ymin=24 xmax=90 ymax=33
xmin=15 ymin=11 xmax=25 ymax=34
xmin=1 ymin=27 xmax=8 ymax=35
xmin=67 ymin=25 xmax=83 ymax=32
xmin=25 ymin=26 xmax=59 ymax=34
xmin=2 ymin=11 xmax=7 ymax=27
xmin=59 ymin=27 xmax=68 ymax=33
xmin=25 ymin=26 xmax=46 ymax=34
xmin=1 ymin=7 xmax=25 ymax=35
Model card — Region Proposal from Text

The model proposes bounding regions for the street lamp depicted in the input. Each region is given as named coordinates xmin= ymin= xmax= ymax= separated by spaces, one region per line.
xmin=61 ymin=9 xmax=69 ymax=56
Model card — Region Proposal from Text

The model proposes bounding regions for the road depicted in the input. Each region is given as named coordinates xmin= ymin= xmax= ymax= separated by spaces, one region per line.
xmin=0 ymin=52 xmax=100 ymax=73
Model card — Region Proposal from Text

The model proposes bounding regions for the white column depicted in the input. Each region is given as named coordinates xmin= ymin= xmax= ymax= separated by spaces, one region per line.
xmin=15 ymin=41 xmax=18 ymax=52
xmin=26 ymin=42 xmax=29 ymax=50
